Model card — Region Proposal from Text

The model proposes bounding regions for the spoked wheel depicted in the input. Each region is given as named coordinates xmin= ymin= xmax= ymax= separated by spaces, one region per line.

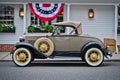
xmin=34 ymin=38 xmax=54 ymax=57
xmin=85 ymin=48 xmax=104 ymax=67
xmin=39 ymin=41 xmax=50 ymax=53
xmin=12 ymin=48 xmax=32 ymax=67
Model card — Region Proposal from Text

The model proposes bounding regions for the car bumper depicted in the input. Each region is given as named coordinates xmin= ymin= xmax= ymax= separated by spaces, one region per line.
xmin=103 ymin=47 xmax=114 ymax=58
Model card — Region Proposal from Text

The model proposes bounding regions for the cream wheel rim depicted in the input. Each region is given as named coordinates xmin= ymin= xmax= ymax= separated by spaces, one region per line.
xmin=38 ymin=41 xmax=50 ymax=53
xmin=15 ymin=50 xmax=29 ymax=64
xmin=88 ymin=50 xmax=101 ymax=64
xmin=13 ymin=48 xmax=32 ymax=66
xmin=85 ymin=48 xmax=103 ymax=66
xmin=34 ymin=37 xmax=54 ymax=57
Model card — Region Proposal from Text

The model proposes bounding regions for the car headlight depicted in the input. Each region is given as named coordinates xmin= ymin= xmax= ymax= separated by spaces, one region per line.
xmin=19 ymin=35 xmax=25 ymax=42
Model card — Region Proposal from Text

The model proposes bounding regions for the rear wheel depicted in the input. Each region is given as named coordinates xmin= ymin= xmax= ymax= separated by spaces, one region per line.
xmin=12 ymin=48 xmax=32 ymax=67
xmin=84 ymin=48 xmax=104 ymax=67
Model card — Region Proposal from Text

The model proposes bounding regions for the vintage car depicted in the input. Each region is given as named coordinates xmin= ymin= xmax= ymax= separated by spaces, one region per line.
xmin=11 ymin=21 xmax=112 ymax=67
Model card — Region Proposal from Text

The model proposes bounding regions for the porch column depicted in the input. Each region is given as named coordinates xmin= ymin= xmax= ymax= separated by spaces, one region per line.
xmin=66 ymin=3 xmax=71 ymax=34
xmin=67 ymin=4 xmax=70 ymax=21
xmin=115 ymin=4 xmax=118 ymax=53
xmin=23 ymin=3 xmax=27 ymax=34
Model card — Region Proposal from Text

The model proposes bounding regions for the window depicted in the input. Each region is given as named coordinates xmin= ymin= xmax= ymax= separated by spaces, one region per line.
xmin=29 ymin=9 xmax=65 ymax=33
xmin=0 ymin=5 xmax=14 ymax=24
xmin=57 ymin=9 xmax=64 ymax=22
xmin=118 ymin=6 xmax=120 ymax=34
xmin=0 ymin=5 xmax=15 ymax=33
xmin=118 ymin=6 xmax=120 ymax=25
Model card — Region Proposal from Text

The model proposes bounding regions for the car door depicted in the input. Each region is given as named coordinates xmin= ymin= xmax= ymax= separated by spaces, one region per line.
xmin=53 ymin=35 xmax=71 ymax=51
xmin=69 ymin=36 xmax=82 ymax=51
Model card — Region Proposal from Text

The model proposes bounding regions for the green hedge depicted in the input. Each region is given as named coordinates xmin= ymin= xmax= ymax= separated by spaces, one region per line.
xmin=0 ymin=23 xmax=15 ymax=33
xmin=27 ymin=25 xmax=54 ymax=33
xmin=27 ymin=25 xmax=65 ymax=33
xmin=118 ymin=25 xmax=120 ymax=34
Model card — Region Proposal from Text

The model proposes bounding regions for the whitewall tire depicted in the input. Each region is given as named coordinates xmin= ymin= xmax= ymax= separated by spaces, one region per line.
xmin=12 ymin=48 xmax=32 ymax=67
xmin=85 ymin=48 xmax=104 ymax=67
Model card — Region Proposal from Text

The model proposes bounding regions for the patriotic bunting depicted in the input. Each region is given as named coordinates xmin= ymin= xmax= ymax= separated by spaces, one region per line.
xmin=29 ymin=3 xmax=64 ymax=22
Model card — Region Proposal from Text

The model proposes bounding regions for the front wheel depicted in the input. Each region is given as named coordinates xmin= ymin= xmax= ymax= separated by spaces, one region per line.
xmin=12 ymin=48 xmax=32 ymax=67
xmin=84 ymin=48 xmax=104 ymax=67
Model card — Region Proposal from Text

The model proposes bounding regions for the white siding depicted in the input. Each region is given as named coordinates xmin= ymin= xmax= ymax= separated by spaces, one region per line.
xmin=117 ymin=35 xmax=120 ymax=45
xmin=0 ymin=4 xmax=116 ymax=44
xmin=70 ymin=5 xmax=115 ymax=41
xmin=0 ymin=5 xmax=24 ymax=44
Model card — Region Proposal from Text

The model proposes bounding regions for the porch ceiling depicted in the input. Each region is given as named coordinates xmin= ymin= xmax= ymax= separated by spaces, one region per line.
xmin=0 ymin=0 xmax=120 ymax=4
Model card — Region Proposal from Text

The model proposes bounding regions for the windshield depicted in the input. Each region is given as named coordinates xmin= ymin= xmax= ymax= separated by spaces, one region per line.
xmin=52 ymin=21 xmax=82 ymax=36
xmin=52 ymin=26 xmax=78 ymax=36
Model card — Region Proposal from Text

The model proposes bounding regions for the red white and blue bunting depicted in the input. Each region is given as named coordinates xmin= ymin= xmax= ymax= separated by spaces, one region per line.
xmin=29 ymin=3 xmax=64 ymax=22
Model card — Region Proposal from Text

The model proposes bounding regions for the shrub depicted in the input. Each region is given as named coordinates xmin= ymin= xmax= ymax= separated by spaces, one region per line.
xmin=118 ymin=25 xmax=120 ymax=34
xmin=0 ymin=23 xmax=15 ymax=33
xmin=27 ymin=25 xmax=54 ymax=33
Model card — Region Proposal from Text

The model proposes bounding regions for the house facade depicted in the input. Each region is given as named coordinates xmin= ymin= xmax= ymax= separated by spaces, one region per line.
xmin=0 ymin=0 xmax=120 ymax=52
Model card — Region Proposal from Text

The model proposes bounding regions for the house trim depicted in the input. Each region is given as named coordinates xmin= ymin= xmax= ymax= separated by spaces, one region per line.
xmin=115 ymin=4 xmax=119 ymax=52
xmin=23 ymin=3 xmax=27 ymax=34
xmin=0 ymin=2 xmax=119 ymax=5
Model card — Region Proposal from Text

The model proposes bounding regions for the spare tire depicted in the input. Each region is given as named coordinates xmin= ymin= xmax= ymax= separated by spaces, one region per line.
xmin=34 ymin=37 xmax=54 ymax=57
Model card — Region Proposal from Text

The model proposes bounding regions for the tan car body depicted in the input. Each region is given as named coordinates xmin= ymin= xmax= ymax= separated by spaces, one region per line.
xmin=23 ymin=21 xmax=104 ymax=52
xmin=11 ymin=21 xmax=112 ymax=67
xmin=24 ymin=33 xmax=104 ymax=52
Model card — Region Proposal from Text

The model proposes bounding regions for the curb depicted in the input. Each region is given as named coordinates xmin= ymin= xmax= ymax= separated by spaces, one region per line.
xmin=0 ymin=59 xmax=120 ymax=62
xmin=0 ymin=60 xmax=12 ymax=62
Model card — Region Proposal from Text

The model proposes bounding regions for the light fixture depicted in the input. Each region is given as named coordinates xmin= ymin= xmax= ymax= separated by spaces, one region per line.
xmin=19 ymin=8 xmax=24 ymax=17
xmin=61 ymin=11 xmax=64 ymax=15
xmin=7 ymin=10 xmax=12 ymax=15
xmin=88 ymin=9 xmax=94 ymax=18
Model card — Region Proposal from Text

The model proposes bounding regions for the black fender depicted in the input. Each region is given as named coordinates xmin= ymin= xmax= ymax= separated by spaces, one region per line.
xmin=12 ymin=42 xmax=47 ymax=59
xmin=81 ymin=41 xmax=106 ymax=57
